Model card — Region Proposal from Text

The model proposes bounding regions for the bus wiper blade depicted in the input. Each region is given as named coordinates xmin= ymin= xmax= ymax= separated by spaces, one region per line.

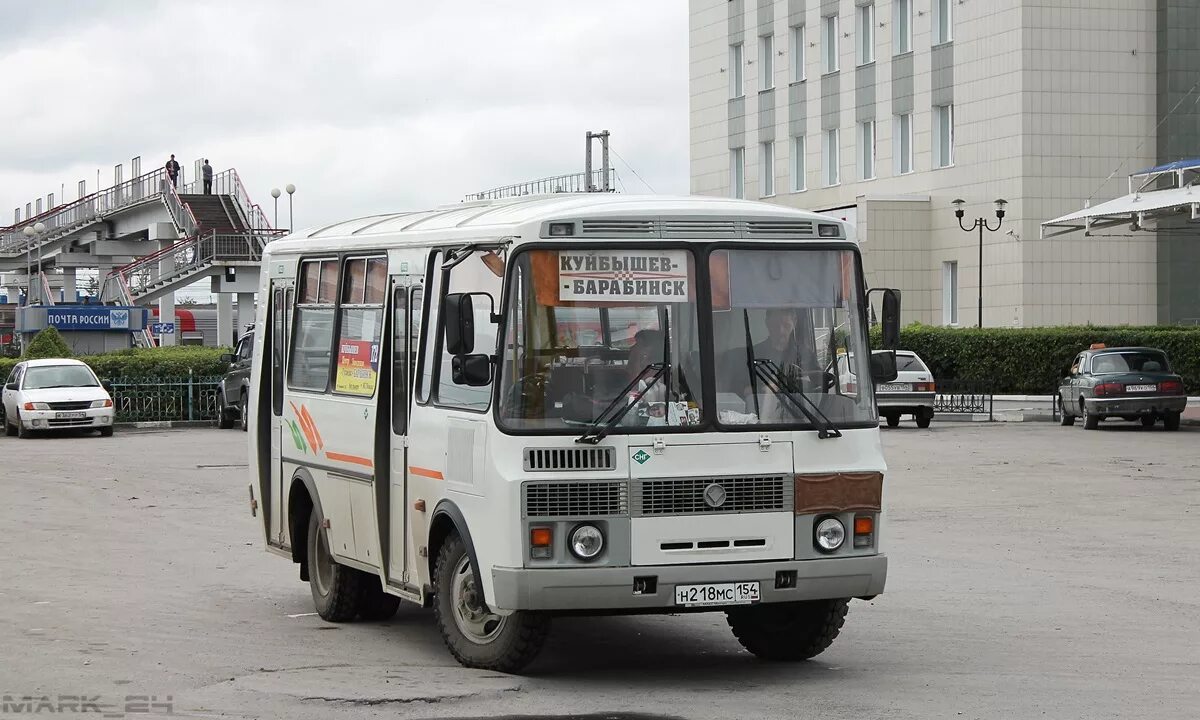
xmin=575 ymin=363 xmax=668 ymax=445
xmin=750 ymin=359 xmax=842 ymax=439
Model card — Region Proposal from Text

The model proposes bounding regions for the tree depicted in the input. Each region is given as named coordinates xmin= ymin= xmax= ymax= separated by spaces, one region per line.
xmin=24 ymin=326 xmax=72 ymax=359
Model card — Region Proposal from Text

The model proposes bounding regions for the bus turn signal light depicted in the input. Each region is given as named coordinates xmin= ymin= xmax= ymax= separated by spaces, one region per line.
xmin=530 ymin=527 xmax=554 ymax=560
xmin=853 ymin=515 xmax=874 ymax=549
xmin=531 ymin=527 xmax=553 ymax=547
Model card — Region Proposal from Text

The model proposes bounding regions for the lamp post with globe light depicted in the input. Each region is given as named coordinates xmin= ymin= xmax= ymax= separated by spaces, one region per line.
xmin=21 ymin=221 xmax=47 ymax=305
xmin=271 ymin=188 xmax=281 ymax=229
xmin=286 ymin=184 xmax=296 ymax=230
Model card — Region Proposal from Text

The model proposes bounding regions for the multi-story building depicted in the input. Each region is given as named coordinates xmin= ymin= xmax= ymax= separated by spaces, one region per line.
xmin=690 ymin=0 xmax=1200 ymax=326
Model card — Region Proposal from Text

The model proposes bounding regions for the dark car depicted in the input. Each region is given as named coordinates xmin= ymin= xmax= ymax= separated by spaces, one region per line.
xmin=217 ymin=331 xmax=253 ymax=430
xmin=1057 ymin=345 xmax=1187 ymax=431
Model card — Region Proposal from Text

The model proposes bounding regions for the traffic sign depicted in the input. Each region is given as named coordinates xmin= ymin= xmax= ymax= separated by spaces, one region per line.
xmin=151 ymin=322 xmax=176 ymax=334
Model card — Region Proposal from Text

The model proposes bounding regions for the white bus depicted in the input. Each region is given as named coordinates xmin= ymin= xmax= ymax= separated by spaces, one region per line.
xmin=247 ymin=194 xmax=901 ymax=672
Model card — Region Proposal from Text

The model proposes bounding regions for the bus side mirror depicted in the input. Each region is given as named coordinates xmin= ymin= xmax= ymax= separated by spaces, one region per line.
xmin=870 ymin=351 xmax=898 ymax=383
xmin=880 ymin=288 xmax=901 ymax=349
xmin=444 ymin=293 xmax=475 ymax=355
xmin=452 ymin=354 xmax=492 ymax=386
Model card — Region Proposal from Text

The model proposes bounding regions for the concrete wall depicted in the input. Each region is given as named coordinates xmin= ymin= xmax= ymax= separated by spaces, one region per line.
xmin=690 ymin=0 xmax=1184 ymax=327
xmin=1156 ymin=0 xmax=1200 ymax=324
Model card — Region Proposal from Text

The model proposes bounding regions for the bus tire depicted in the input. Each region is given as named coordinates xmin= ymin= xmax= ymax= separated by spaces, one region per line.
xmin=306 ymin=510 xmax=362 ymax=622
xmin=357 ymin=573 xmax=401 ymax=621
xmin=725 ymin=598 xmax=849 ymax=661
xmin=433 ymin=533 xmax=549 ymax=672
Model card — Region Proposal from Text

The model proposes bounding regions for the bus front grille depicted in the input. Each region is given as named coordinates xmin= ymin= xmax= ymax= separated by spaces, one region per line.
xmin=523 ymin=446 xmax=616 ymax=472
xmin=632 ymin=475 xmax=792 ymax=516
xmin=523 ymin=481 xmax=629 ymax=518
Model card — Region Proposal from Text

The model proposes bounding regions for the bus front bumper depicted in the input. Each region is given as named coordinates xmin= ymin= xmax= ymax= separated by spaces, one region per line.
xmin=490 ymin=554 xmax=887 ymax=612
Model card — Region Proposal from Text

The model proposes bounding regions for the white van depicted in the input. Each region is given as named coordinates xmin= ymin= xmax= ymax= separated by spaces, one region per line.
xmin=248 ymin=194 xmax=901 ymax=672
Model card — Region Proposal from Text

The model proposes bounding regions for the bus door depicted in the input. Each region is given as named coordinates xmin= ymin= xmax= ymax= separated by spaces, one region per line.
xmin=379 ymin=279 xmax=422 ymax=594
xmin=267 ymin=281 xmax=294 ymax=548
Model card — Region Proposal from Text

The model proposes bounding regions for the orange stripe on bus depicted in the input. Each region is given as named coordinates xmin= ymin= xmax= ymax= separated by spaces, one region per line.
xmin=409 ymin=466 xmax=444 ymax=480
xmin=326 ymin=451 xmax=374 ymax=468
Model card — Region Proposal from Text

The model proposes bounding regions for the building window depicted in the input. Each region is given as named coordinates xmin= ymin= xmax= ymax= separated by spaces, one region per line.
xmin=823 ymin=129 xmax=840 ymax=187
xmin=894 ymin=113 xmax=913 ymax=174
xmin=942 ymin=261 xmax=959 ymax=326
xmin=729 ymin=43 xmax=744 ymax=98
xmin=822 ymin=15 xmax=839 ymax=74
xmin=934 ymin=0 xmax=953 ymax=45
xmin=790 ymin=135 xmax=806 ymax=192
xmin=856 ymin=3 xmax=875 ymax=66
xmin=894 ymin=0 xmax=912 ymax=54
xmin=933 ymin=104 xmax=954 ymax=168
xmin=759 ymin=34 xmax=774 ymax=90
xmin=759 ymin=141 xmax=775 ymax=197
xmin=730 ymin=147 xmax=745 ymax=199
xmin=859 ymin=121 xmax=876 ymax=180
xmin=790 ymin=25 xmax=805 ymax=82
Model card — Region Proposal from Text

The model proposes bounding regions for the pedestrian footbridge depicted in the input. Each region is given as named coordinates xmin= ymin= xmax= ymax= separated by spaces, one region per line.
xmin=1 ymin=165 xmax=283 ymax=347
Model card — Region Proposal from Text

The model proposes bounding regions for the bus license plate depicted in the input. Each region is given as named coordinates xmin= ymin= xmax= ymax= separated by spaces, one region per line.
xmin=1126 ymin=384 xmax=1156 ymax=393
xmin=55 ymin=412 xmax=86 ymax=419
xmin=674 ymin=581 xmax=760 ymax=607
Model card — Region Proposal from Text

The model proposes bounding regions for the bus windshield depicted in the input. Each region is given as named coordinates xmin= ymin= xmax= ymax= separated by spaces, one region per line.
xmin=496 ymin=245 xmax=875 ymax=433
xmin=498 ymin=248 xmax=703 ymax=432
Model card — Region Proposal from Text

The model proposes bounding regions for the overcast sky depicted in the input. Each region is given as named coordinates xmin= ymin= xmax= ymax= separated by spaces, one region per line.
xmin=0 ymin=1 xmax=689 ymax=232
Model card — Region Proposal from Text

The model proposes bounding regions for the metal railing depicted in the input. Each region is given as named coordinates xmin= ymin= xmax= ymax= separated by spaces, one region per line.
xmin=107 ymin=374 xmax=222 ymax=423
xmin=1 ymin=169 xmax=173 ymax=254
xmin=163 ymin=180 xmax=199 ymax=237
xmin=933 ymin=380 xmax=994 ymax=419
xmin=105 ymin=231 xmax=263 ymax=301
xmin=464 ymin=169 xmax=618 ymax=201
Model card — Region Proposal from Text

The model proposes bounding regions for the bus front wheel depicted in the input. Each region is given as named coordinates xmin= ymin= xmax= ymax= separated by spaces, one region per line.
xmin=306 ymin=510 xmax=362 ymax=622
xmin=726 ymin=598 xmax=849 ymax=661
xmin=433 ymin=533 xmax=549 ymax=673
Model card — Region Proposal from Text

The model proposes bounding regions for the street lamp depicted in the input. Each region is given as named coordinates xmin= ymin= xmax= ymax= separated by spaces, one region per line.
xmin=270 ymin=188 xmax=281 ymax=228
xmin=21 ymin=221 xmax=46 ymax=305
xmin=953 ymin=198 xmax=1007 ymax=328
xmin=285 ymin=184 xmax=296 ymax=230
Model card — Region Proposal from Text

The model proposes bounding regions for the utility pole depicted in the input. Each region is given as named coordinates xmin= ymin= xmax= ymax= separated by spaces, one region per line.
xmin=584 ymin=130 xmax=611 ymax=192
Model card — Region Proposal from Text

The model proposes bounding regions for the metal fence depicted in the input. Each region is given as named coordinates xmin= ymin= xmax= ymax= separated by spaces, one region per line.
xmin=933 ymin=380 xmax=994 ymax=420
xmin=107 ymin=374 xmax=222 ymax=423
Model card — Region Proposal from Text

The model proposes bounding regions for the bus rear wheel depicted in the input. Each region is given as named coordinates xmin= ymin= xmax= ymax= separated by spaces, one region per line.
xmin=433 ymin=533 xmax=549 ymax=673
xmin=306 ymin=510 xmax=362 ymax=622
xmin=726 ymin=598 xmax=849 ymax=661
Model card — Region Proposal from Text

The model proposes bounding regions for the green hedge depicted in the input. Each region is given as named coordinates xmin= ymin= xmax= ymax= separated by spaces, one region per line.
xmin=0 ymin=346 xmax=231 ymax=381
xmin=871 ymin=325 xmax=1200 ymax=394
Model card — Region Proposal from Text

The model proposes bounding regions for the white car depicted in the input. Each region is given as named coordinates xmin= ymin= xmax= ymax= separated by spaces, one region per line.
xmin=2 ymin=359 xmax=115 ymax=438
xmin=837 ymin=350 xmax=937 ymax=428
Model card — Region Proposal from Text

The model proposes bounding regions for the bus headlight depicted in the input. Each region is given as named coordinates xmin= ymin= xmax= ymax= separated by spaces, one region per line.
xmin=569 ymin=524 xmax=604 ymax=560
xmin=814 ymin=518 xmax=845 ymax=552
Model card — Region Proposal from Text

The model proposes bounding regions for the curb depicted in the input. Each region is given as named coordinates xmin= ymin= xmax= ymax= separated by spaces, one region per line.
xmin=930 ymin=412 xmax=1200 ymax=426
xmin=120 ymin=420 xmax=217 ymax=429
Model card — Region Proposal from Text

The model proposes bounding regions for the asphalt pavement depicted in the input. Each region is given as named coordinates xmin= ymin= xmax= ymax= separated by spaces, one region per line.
xmin=1 ymin=422 xmax=1197 ymax=719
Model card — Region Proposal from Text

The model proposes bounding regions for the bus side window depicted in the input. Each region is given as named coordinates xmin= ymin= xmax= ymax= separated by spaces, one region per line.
xmin=271 ymin=288 xmax=285 ymax=415
xmin=436 ymin=250 xmax=502 ymax=410
xmin=288 ymin=258 xmax=339 ymax=392
xmin=392 ymin=287 xmax=408 ymax=435
xmin=415 ymin=253 xmax=441 ymax=403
